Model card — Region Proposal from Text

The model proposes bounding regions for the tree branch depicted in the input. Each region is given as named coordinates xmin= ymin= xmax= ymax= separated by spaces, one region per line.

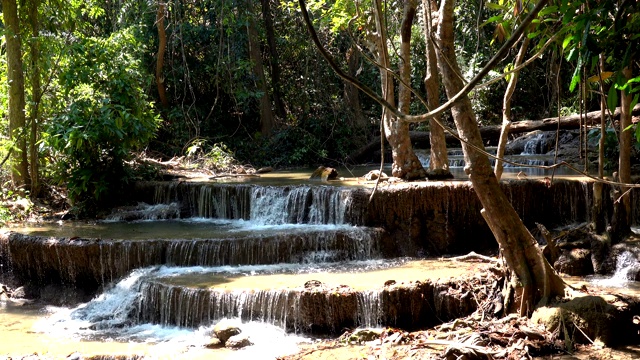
xmin=297 ymin=0 xmax=550 ymax=124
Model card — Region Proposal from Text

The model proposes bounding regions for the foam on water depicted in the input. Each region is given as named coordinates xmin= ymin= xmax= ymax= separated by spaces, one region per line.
xmin=34 ymin=267 xmax=309 ymax=359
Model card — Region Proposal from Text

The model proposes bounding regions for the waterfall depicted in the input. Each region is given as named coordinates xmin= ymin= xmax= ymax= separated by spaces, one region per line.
xmin=250 ymin=186 xmax=351 ymax=225
xmin=356 ymin=291 xmax=382 ymax=328
xmin=522 ymin=132 xmax=547 ymax=155
xmin=163 ymin=227 xmax=382 ymax=266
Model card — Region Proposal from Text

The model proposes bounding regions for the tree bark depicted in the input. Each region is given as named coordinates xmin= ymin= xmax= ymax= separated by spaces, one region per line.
xmin=422 ymin=0 xmax=450 ymax=176
xmin=3 ymin=0 xmax=30 ymax=190
xmin=495 ymin=36 xmax=529 ymax=181
xmin=28 ymin=0 xmax=41 ymax=197
xmin=373 ymin=0 xmax=426 ymax=180
xmin=435 ymin=0 xmax=563 ymax=314
xmin=344 ymin=43 xmax=367 ymax=147
xmin=156 ymin=1 xmax=170 ymax=108
xmin=614 ymin=66 xmax=633 ymax=241
xmin=246 ymin=2 xmax=275 ymax=137
xmin=261 ymin=0 xmax=286 ymax=119
xmin=592 ymin=55 xmax=606 ymax=233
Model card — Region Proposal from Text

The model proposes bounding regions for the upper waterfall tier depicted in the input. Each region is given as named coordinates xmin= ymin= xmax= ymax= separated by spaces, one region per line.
xmin=142 ymin=182 xmax=358 ymax=225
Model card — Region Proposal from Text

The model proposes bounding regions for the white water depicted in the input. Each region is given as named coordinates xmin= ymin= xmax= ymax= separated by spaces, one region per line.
xmin=35 ymin=267 xmax=309 ymax=359
xmin=591 ymin=251 xmax=640 ymax=287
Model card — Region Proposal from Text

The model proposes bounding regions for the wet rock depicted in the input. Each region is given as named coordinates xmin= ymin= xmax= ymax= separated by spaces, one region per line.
xmin=106 ymin=202 xmax=180 ymax=221
xmin=39 ymin=284 xmax=88 ymax=306
xmin=426 ymin=168 xmax=454 ymax=180
xmin=256 ymin=166 xmax=274 ymax=174
xmin=309 ymin=166 xmax=338 ymax=181
xmin=347 ymin=328 xmax=382 ymax=344
xmin=554 ymin=248 xmax=594 ymax=276
xmin=304 ymin=280 xmax=324 ymax=289
xmin=205 ymin=337 xmax=224 ymax=349
xmin=364 ymin=170 xmax=388 ymax=181
xmin=213 ymin=319 xmax=242 ymax=343
xmin=532 ymin=295 xmax=639 ymax=346
xmin=225 ymin=334 xmax=253 ymax=349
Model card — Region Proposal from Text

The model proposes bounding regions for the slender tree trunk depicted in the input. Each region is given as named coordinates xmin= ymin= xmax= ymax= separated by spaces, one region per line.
xmin=261 ymin=0 xmax=286 ymax=119
xmin=435 ymin=0 xmax=563 ymax=314
xmin=246 ymin=3 xmax=275 ymax=137
xmin=613 ymin=66 xmax=633 ymax=242
xmin=3 ymin=0 xmax=30 ymax=190
xmin=344 ymin=44 xmax=365 ymax=128
xmin=156 ymin=1 xmax=170 ymax=108
xmin=495 ymin=36 xmax=530 ymax=180
xmin=28 ymin=0 xmax=41 ymax=197
xmin=592 ymin=55 xmax=606 ymax=233
xmin=373 ymin=0 xmax=426 ymax=180
xmin=422 ymin=0 xmax=450 ymax=177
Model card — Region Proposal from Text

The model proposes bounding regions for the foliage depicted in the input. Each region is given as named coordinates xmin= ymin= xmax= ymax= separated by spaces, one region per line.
xmin=185 ymin=140 xmax=238 ymax=172
xmin=44 ymin=28 xmax=160 ymax=213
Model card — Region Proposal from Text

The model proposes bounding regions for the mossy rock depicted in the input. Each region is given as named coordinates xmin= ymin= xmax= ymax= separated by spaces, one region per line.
xmin=532 ymin=295 xmax=627 ymax=346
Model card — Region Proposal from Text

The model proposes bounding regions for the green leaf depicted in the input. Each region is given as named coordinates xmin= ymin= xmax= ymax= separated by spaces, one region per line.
xmin=607 ymin=85 xmax=618 ymax=113
xmin=485 ymin=3 xmax=508 ymax=11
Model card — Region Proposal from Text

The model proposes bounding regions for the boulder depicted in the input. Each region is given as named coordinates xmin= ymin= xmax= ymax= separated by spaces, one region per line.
xmin=532 ymin=295 xmax=639 ymax=346
xmin=213 ymin=319 xmax=242 ymax=343
xmin=225 ymin=334 xmax=253 ymax=349
xmin=364 ymin=170 xmax=388 ymax=181
xmin=554 ymin=248 xmax=594 ymax=276
xmin=309 ymin=166 xmax=338 ymax=181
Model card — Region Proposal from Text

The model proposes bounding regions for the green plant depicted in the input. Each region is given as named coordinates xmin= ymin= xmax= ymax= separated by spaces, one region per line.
xmin=44 ymin=28 xmax=160 ymax=214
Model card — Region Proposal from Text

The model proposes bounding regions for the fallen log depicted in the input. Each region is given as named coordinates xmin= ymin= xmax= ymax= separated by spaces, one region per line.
xmin=347 ymin=105 xmax=640 ymax=164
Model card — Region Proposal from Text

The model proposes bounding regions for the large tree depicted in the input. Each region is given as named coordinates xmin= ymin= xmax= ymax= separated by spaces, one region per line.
xmin=370 ymin=0 xmax=427 ymax=180
xmin=299 ymin=0 xmax=565 ymax=313
xmin=3 ymin=0 xmax=30 ymax=190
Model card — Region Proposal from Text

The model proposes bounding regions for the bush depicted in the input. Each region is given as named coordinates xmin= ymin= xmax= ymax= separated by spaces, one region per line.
xmin=44 ymin=29 xmax=160 ymax=214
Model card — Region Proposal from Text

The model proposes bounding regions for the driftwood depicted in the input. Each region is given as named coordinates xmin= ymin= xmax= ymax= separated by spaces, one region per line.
xmin=443 ymin=251 xmax=499 ymax=264
xmin=347 ymin=105 xmax=640 ymax=164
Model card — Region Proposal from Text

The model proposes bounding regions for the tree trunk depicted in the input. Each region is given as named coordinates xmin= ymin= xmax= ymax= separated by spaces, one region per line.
xmin=613 ymin=66 xmax=633 ymax=242
xmin=435 ymin=0 xmax=563 ymax=314
xmin=261 ymin=0 xmax=286 ymax=119
xmin=422 ymin=0 xmax=450 ymax=177
xmin=592 ymin=55 xmax=606 ymax=233
xmin=156 ymin=1 xmax=170 ymax=108
xmin=373 ymin=0 xmax=426 ymax=180
xmin=246 ymin=3 xmax=275 ymax=137
xmin=343 ymin=43 xmax=368 ymax=148
xmin=495 ymin=36 xmax=529 ymax=180
xmin=3 ymin=0 xmax=30 ymax=190
xmin=28 ymin=0 xmax=41 ymax=198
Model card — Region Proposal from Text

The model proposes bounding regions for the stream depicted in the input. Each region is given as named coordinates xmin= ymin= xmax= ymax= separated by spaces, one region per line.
xmin=1 ymin=152 xmax=638 ymax=359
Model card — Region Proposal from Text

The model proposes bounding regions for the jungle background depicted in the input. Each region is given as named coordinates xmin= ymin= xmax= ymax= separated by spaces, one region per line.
xmin=0 ymin=0 xmax=638 ymax=220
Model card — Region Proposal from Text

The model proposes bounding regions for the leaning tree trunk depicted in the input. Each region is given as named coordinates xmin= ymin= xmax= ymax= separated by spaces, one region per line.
xmin=495 ymin=36 xmax=529 ymax=181
xmin=422 ymin=0 xmax=450 ymax=178
xmin=3 ymin=0 xmax=30 ymax=190
xmin=435 ymin=0 xmax=564 ymax=314
xmin=373 ymin=0 xmax=426 ymax=180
